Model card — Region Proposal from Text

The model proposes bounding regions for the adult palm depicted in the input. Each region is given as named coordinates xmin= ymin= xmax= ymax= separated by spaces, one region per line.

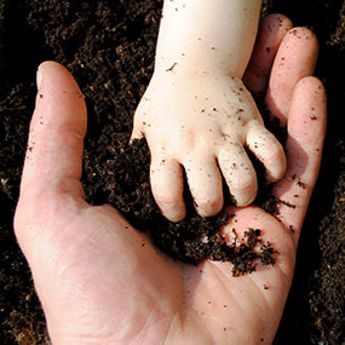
xmin=14 ymin=15 xmax=326 ymax=345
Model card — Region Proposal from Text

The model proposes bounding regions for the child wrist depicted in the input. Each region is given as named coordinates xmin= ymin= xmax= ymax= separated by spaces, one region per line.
xmin=153 ymin=59 xmax=242 ymax=80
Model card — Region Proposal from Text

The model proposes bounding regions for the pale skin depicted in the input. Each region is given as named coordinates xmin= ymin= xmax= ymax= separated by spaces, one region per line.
xmin=14 ymin=15 xmax=325 ymax=345
xmin=132 ymin=0 xmax=287 ymax=221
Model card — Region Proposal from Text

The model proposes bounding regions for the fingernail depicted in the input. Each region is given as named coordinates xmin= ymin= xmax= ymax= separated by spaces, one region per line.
xmin=36 ymin=67 xmax=43 ymax=90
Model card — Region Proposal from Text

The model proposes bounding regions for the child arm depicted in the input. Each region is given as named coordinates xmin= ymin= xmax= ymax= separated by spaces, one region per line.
xmin=155 ymin=0 xmax=262 ymax=78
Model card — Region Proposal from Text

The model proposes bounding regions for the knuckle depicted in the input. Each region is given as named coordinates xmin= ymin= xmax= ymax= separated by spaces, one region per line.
xmin=14 ymin=187 xmax=55 ymax=239
xmin=178 ymin=133 xmax=198 ymax=152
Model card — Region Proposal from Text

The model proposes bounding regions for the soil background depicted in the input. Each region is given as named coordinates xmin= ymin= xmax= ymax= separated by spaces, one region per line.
xmin=0 ymin=0 xmax=344 ymax=344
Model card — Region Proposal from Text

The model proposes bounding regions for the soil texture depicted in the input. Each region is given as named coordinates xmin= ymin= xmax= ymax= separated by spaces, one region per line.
xmin=0 ymin=1 xmax=344 ymax=344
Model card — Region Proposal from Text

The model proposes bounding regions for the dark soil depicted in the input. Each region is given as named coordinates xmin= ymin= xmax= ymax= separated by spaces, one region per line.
xmin=0 ymin=1 xmax=344 ymax=344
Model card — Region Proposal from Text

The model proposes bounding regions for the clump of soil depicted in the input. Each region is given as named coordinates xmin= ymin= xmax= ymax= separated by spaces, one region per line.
xmin=0 ymin=1 xmax=344 ymax=344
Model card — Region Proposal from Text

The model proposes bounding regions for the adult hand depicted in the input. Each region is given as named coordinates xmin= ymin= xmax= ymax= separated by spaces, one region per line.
xmin=14 ymin=14 xmax=326 ymax=344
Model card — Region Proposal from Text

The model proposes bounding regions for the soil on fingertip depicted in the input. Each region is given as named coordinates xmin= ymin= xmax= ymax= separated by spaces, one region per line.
xmin=0 ymin=1 xmax=344 ymax=344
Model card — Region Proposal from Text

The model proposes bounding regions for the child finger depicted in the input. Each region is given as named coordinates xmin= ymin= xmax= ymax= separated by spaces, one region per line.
xmin=243 ymin=14 xmax=293 ymax=96
xmin=218 ymin=144 xmax=257 ymax=206
xmin=150 ymin=156 xmax=186 ymax=222
xmin=265 ymin=27 xmax=319 ymax=126
xmin=182 ymin=156 xmax=224 ymax=217
xmin=270 ymin=76 xmax=327 ymax=242
xmin=246 ymin=124 xmax=287 ymax=182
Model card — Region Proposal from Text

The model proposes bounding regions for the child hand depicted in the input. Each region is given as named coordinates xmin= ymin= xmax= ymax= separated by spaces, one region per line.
xmin=131 ymin=71 xmax=286 ymax=221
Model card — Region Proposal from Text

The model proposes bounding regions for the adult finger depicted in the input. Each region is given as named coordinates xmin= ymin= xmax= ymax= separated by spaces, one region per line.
xmin=265 ymin=27 xmax=319 ymax=126
xmin=244 ymin=14 xmax=293 ymax=95
xmin=270 ymin=76 xmax=327 ymax=242
xmin=20 ymin=61 xmax=87 ymax=199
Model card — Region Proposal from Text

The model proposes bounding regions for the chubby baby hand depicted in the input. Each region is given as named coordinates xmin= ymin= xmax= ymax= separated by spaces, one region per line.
xmin=131 ymin=72 xmax=286 ymax=221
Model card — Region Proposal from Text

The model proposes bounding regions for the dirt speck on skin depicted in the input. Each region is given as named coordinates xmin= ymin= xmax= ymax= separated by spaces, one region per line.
xmin=0 ymin=0 xmax=344 ymax=344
